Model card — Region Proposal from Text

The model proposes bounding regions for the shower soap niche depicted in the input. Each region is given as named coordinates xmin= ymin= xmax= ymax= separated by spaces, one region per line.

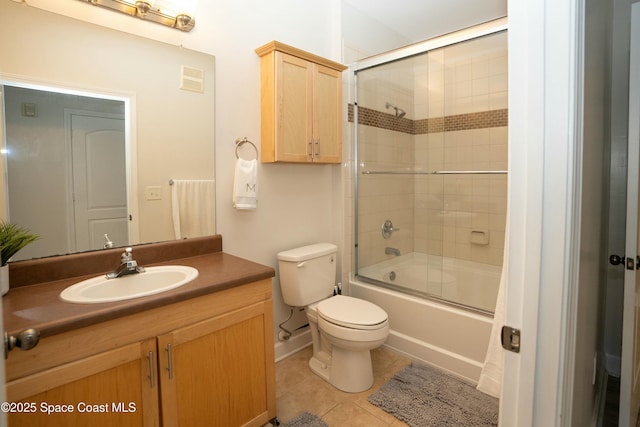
xmin=470 ymin=229 xmax=489 ymax=245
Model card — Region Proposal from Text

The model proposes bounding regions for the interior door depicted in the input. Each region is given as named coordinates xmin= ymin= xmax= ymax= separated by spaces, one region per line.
xmin=69 ymin=112 xmax=127 ymax=252
xmin=620 ymin=4 xmax=640 ymax=426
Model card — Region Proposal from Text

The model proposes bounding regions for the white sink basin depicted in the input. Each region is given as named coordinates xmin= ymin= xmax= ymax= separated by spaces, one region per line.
xmin=60 ymin=265 xmax=199 ymax=304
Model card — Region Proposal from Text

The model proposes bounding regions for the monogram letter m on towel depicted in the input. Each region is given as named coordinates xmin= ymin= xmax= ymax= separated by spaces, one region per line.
xmin=233 ymin=158 xmax=258 ymax=210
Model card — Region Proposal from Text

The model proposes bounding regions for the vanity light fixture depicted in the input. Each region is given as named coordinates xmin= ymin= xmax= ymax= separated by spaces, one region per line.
xmin=80 ymin=0 xmax=197 ymax=32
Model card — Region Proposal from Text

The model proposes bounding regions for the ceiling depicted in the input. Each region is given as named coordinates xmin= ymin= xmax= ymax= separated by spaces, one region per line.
xmin=342 ymin=0 xmax=507 ymax=43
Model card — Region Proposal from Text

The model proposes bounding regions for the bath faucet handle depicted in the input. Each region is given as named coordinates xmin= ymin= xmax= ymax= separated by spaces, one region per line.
xmin=382 ymin=220 xmax=399 ymax=239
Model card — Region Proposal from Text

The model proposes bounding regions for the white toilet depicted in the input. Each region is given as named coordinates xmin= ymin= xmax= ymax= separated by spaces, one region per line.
xmin=277 ymin=243 xmax=389 ymax=393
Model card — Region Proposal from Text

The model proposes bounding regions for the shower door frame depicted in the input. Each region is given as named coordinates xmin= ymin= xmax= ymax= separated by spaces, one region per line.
xmin=351 ymin=17 xmax=508 ymax=299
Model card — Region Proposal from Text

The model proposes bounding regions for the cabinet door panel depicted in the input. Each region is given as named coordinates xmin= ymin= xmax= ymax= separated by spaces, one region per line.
xmin=276 ymin=52 xmax=313 ymax=162
xmin=7 ymin=340 xmax=158 ymax=427
xmin=159 ymin=302 xmax=272 ymax=427
xmin=313 ymin=64 xmax=342 ymax=163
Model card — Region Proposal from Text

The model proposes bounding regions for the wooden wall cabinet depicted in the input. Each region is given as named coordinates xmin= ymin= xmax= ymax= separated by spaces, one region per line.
xmin=256 ymin=41 xmax=347 ymax=163
xmin=6 ymin=280 xmax=276 ymax=427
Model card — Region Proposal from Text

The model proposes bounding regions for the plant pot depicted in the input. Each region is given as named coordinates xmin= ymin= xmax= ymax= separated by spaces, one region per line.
xmin=0 ymin=264 xmax=9 ymax=295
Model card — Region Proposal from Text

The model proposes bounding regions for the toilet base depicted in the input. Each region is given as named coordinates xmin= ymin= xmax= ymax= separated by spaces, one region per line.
xmin=330 ymin=347 xmax=374 ymax=392
xmin=309 ymin=354 xmax=331 ymax=383
xmin=308 ymin=348 xmax=374 ymax=393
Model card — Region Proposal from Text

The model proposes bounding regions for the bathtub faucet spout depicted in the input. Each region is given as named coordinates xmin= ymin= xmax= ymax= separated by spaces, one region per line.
xmin=385 ymin=247 xmax=401 ymax=256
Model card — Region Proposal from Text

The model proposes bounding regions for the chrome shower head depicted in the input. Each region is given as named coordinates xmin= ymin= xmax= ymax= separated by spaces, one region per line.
xmin=385 ymin=102 xmax=406 ymax=118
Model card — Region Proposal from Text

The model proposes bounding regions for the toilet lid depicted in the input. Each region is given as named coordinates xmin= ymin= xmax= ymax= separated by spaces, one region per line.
xmin=317 ymin=295 xmax=388 ymax=330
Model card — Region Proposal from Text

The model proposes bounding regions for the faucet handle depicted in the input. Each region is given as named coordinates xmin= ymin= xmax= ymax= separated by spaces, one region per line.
xmin=121 ymin=247 xmax=133 ymax=262
xmin=382 ymin=219 xmax=399 ymax=239
xmin=103 ymin=234 xmax=114 ymax=249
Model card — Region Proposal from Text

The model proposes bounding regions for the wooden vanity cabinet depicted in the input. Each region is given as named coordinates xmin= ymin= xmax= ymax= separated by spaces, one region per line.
xmin=7 ymin=339 xmax=159 ymax=427
xmin=5 ymin=279 xmax=276 ymax=427
xmin=158 ymin=302 xmax=272 ymax=426
xmin=256 ymin=41 xmax=347 ymax=164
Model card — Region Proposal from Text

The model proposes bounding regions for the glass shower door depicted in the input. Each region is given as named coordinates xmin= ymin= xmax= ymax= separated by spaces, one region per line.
xmin=354 ymin=52 xmax=446 ymax=299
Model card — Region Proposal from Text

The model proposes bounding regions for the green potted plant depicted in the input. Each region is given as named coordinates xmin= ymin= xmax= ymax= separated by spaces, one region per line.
xmin=0 ymin=221 xmax=39 ymax=295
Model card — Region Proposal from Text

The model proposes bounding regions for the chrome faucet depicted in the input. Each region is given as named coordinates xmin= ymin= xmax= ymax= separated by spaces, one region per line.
xmin=385 ymin=247 xmax=401 ymax=256
xmin=103 ymin=234 xmax=114 ymax=249
xmin=106 ymin=247 xmax=145 ymax=279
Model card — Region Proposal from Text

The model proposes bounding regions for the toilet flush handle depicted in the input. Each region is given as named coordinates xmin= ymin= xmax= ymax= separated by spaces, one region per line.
xmin=296 ymin=262 xmax=307 ymax=268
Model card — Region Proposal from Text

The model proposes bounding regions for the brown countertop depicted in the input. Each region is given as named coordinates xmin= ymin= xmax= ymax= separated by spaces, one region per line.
xmin=2 ymin=236 xmax=275 ymax=337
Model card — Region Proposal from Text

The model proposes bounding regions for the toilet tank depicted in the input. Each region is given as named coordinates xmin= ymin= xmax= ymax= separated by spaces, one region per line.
xmin=277 ymin=243 xmax=337 ymax=307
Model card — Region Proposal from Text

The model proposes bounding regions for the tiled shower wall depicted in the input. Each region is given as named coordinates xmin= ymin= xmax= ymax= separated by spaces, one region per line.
xmin=355 ymin=31 xmax=508 ymax=269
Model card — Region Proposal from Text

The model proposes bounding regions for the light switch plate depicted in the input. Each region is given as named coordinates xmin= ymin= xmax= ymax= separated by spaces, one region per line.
xmin=145 ymin=186 xmax=162 ymax=200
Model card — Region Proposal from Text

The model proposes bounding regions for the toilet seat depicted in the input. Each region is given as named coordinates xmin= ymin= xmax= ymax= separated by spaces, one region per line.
xmin=317 ymin=295 xmax=388 ymax=330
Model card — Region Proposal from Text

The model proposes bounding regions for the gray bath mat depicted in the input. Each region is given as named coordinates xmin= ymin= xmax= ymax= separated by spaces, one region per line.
xmin=368 ymin=363 xmax=498 ymax=427
xmin=283 ymin=411 xmax=328 ymax=427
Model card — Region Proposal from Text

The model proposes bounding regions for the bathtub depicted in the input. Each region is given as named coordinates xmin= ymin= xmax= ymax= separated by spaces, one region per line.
xmin=352 ymin=253 xmax=501 ymax=382
xmin=357 ymin=253 xmax=500 ymax=313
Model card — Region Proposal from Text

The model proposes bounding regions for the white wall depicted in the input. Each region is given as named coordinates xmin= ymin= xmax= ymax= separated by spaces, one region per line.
xmin=203 ymin=1 xmax=343 ymax=357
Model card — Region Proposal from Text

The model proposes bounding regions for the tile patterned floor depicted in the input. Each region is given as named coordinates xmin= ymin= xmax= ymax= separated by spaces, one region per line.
xmin=275 ymin=345 xmax=412 ymax=426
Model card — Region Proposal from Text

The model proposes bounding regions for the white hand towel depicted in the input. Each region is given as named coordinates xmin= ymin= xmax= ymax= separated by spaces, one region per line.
xmin=233 ymin=158 xmax=258 ymax=210
xmin=171 ymin=179 xmax=215 ymax=239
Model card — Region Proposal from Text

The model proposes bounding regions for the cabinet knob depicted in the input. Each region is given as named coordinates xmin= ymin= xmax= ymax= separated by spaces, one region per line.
xmin=5 ymin=328 xmax=40 ymax=359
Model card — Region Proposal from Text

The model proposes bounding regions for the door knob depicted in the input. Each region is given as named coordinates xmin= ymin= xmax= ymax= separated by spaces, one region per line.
xmin=609 ymin=254 xmax=640 ymax=270
xmin=609 ymin=254 xmax=625 ymax=266
xmin=5 ymin=328 xmax=40 ymax=359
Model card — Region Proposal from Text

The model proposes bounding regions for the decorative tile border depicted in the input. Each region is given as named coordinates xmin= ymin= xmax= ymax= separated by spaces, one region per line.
xmin=348 ymin=104 xmax=508 ymax=134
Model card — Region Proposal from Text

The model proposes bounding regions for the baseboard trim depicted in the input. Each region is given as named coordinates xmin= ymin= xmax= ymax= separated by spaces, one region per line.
xmin=274 ymin=330 xmax=312 ymax=362
xmin=592 ymin=355 xmax=608 ymax=427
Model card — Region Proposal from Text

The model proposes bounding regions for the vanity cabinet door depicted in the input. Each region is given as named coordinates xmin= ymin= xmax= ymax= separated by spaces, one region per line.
xmin=6 ymin=339 xmax=159 ymax=427
xmin=157 ymin=300 xmax=276 ymax=427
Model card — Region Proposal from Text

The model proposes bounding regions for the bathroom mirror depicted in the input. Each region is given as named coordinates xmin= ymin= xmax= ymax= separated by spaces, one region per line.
xmin=0 ymin=2 xmax=215 ymax=260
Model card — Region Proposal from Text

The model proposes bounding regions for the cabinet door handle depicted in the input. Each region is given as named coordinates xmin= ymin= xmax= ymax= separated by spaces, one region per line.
xmin=316 ymin=138 xmax=320 ymax=156
xmin=166 ymin=343 xmax=174 ymax=379
xmin=148 ymin=351 xmax=155 ymax=388
xmin=308 ymin=140 xmax=314 ymax=158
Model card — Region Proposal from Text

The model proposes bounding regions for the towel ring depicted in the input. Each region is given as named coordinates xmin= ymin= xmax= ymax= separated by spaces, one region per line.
xmin=235 ymin=137 xmax=258 ymax=160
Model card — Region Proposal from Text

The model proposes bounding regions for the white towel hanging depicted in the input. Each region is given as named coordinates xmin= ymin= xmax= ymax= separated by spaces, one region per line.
xmin=171 ymin=179 xmax=215 ymax=239
xmin=233 ymin=158 xmax=258 ymax=210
